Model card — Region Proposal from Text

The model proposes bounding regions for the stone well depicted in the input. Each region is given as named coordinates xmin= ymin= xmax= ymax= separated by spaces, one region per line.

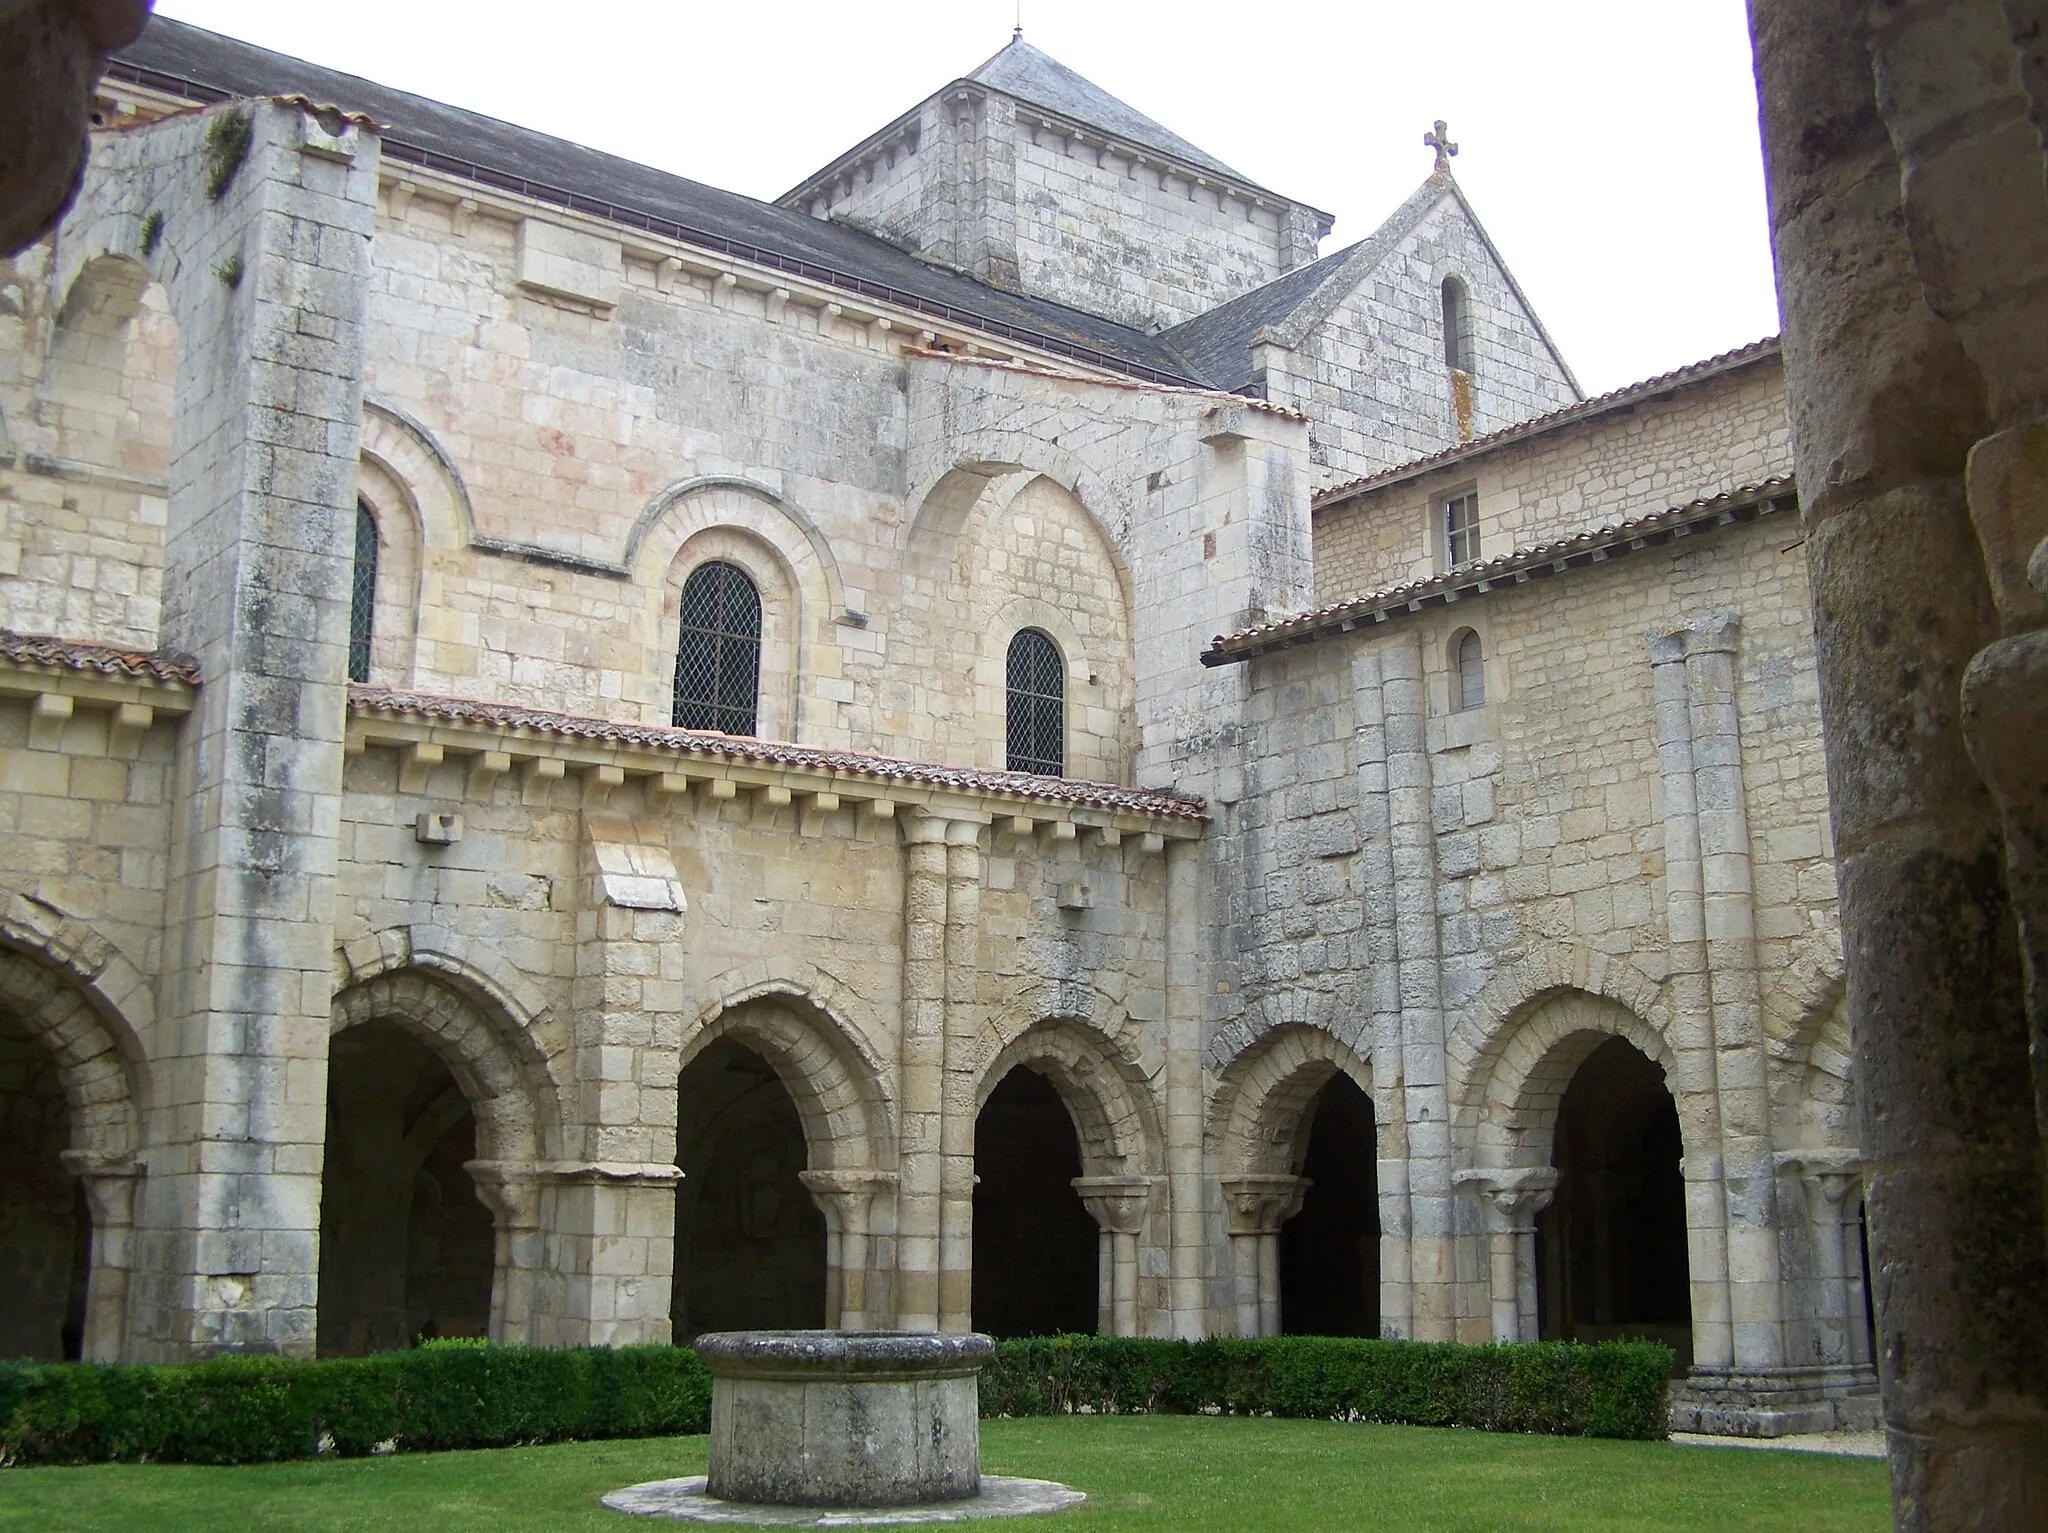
xmin=696 ymin=1330 xmax=993 ymax=1508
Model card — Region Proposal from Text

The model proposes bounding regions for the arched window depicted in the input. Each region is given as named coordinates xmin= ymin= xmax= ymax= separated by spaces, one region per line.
xmin=1442 ymin=278 xmax=1471 ymax=373
xmin=1454 ymin=628 xmax=1485 ymax=712
xmin=348 ymin=499 xmax=377 ymax=684
xmin=673 ymin=561 xmax=762 ymax=735
xmin=1006 ymin=629 xmax=1065 ymax=777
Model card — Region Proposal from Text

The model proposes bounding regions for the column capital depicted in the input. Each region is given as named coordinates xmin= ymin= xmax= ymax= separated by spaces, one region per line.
xmin=800 ymin=1168 xmax=897 ymax=1227
xmin=1220 ymin=1173 xmax=1309 ymax=1234
xmin=1774 ymin=1148 xmax=1864 ymax=1207
xmin=1072 ymin=1174 xmax=1156 ymax=1235
xmin=1454 ymin=1166 xmax=1561 ymax=1229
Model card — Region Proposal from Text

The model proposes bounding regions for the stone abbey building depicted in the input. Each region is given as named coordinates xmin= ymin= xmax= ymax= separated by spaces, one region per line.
xmin=0 ymin=16 xmax=1868 ymax=1434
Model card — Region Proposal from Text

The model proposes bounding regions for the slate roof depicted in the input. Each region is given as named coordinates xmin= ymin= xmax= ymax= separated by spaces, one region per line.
xmin=105 ymin=17 xmax=1205 ymax=387
xmin=350 ymin=686 xmax=1209 ymax=821
xmin=1315 ymin=337 xmax=1783 ymax=507
xmin=0 ymin=630 xmax=199 ymax=685
xmin=1160 ymin=241 xmax=1362 ymax=392
xmin=1203 ymin=478 xmax=1797 ymax=664
xmin=967 ymin=38 xmax=1250 ymax=184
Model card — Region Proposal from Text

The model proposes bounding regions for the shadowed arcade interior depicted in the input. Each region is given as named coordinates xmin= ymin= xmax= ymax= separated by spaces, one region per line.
xmin=1279 ymin=1072 xmax=1379 ymax=1337
xmin=672 ymin=1037 xmax=826 ymax=1341
xmin=972 ymin=1065 xmax=1098 ymax=1338
xmin=1535 ymin=1035 xmax=1691 ymax=1365
xmin=0 ymin=1006 xmax=90 ymax=1361
xmin=317 ymin=1020 xmax=493 ymax=1357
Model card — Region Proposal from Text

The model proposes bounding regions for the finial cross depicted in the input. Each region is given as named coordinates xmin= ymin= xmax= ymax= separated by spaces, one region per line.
xmin=1425 ymin=120 xmax=1458 ymax=173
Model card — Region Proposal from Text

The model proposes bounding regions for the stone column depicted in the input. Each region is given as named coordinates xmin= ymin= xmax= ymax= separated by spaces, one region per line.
xmin=61 ymin=1151 xmax=141 ymax=1363
xmin=1163 ymin=838 xmax=1207 ymax=1337
xmin=1381 ymin=635 xmax=1454 ymax=1339
xmin=938 ymin=818 xmax=984 ymax=1334
xmin=801 ymin=1170 xmax=897 ymax=1331
xmin=1454 ymin=1168 xmax=1558 ymax=1343
xmin=1351 ymin=646 xmax=1412 ymax=1339
xmin=1648 ymin=627 xmax=1736 ymax=1374
xmin=465 ymin=1160 xmax=545 ymax=1347
xmin=1748 ymin=1 xmax=2048 ymax=1517
xmin=896 ymin=815 xmax=950 ymax=1332
xmin=1074 ymin=1175 xmax=1154 ymax=1338
xmin=1778 ymin=1150 xmax=1871 ymax=1376
xmin=1220 ymin=1174 xmax=1308 ymax=1337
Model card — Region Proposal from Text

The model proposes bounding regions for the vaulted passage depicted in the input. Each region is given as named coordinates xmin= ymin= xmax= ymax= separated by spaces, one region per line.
xmin=1535 ymin=1035 xmax=1691 ymax=1363
xmin=318 ymin=1022 xmax=493 ymax=1356
xmin=1280 ymin=1073 xmax=1379 ymax=1337
xmin=972 ymin=1066 xmax=1097 ymax=1337
xmin=673 ymin=1038 xmax=825 ymax=1340
xmin=0 ymin=1008 xmax=89 ymax=1361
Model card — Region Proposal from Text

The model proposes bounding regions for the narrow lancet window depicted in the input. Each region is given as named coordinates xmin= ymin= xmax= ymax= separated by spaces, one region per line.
xmin=1442 ymin=277 xmax=1471 ymax=372
xmin=673 ymin=561 xmax=762 ymax=735
xmin=348 ymin=499 xmax=378 ymax=684
xmin=1444 ymin=491 xmax=1481 ymax=569
xmin=1454 ymin=629 xmax=1485 ymax=711
xmin=1005 ymin=629 xmax=1065 ymax=777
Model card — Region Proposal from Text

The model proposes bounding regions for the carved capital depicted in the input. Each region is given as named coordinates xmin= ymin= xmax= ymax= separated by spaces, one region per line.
xmin=799 ymin=1168 xmax=897 ymax=1230
xmin=1220 ymin=1173 xmax=1309 ymax=1235
xmin=1454 ymin=1166 xmax=1561 ymax=1230
xmin=1071 ymin=1174 xmax=1155 ymax=1235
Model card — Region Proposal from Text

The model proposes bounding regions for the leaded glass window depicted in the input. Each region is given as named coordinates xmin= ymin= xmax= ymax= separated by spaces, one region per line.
xmin=1006 ymin=629 xmax=1064 ymax=777
xmin=673 ymin=561 xmax=762 ymax=735
xmin=348 ymin=499 xmax=377 ymax=684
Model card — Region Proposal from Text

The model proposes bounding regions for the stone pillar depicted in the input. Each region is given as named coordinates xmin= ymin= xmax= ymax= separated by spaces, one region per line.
xmin=73 ymin=100 xmax=380 ymax=1359
xmin=61 ymin=1150 xmax=140 ymax=1363
xmin=896 ymin=815 xmax=950 ymax=1332
xmin=938 ymin=818 xmax=983 ymax=1334
xmin=1351 ymin=645 xmax=1412 ymax=1340
xmin=465 ymin=1160 xmax=544 ymax=1347
xmin=1074 ymin=1175 xmax=1153 ymax=1338
xmin=1220 ymin=1174 xmax=1307 ymax=1337
xmin=1381 ymin=635 xmax=1454 ymax=1339
xmin=1748 ymin=0 xmax=2048 ymax=1516
xmin=802 ymin=1170 xmax=896 ymax=1331
xmin=1163 ymin=838 xmax=1207 ymax=1338
xmin=1454 ymin=1168 xmax=1558 ymax=1343
xmin=1648 ymin=627 xmax=1736 ymax=1374
xmin=1777 ymin=1149 xmax=1875 ymax=1381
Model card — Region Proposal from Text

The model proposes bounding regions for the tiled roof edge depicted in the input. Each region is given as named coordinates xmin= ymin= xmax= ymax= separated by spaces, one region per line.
xmin=1204 ymin=476 xmax=1798 ymax=664
xmin=0 ymin=631 xmax=200 ymax=685
xmin=904 ymin=348 xmax=1308 ymax=419
xmin=349 ymin=685 xmax=1209 ymax=821
xmin=1314 ymin=337 xmax=1783 ymax=507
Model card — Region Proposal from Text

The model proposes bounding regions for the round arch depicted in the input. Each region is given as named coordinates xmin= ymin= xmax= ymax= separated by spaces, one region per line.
xmin=971 ymin=1017 xmax=1161 ymax=1179
xmin=1207 ymin=1023 xmax=1374 ymax=1178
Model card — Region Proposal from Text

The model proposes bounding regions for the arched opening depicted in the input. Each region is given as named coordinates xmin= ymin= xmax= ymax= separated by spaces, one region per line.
xmin=1441 ymin=277 xmax=1471 ymax=373
xmin=0 ymin=1006 xmax=91 ymax=1361
xmin=348 ymin=499 xmax=378 ymax=683
xmin=673 ymin=560 xmax=763 ymax=735
xmin=1452 ymin=628 xmax=1485 ymax=711
xmin=972 ymin=1065 xmax=1097 ymax=1336
xmin=1005 ymin=628 xmax=1065 ymax=777
xmin=1534 ymin=1035 xmax=1691 ymax=1364
xmin=318 ymin=1021 xmax=494 ymax=1356
xmin=1278 ymin=1072 xmax=1379 ymax=1336
xmin=672 ymin=1037 xmax=825 ymax=1340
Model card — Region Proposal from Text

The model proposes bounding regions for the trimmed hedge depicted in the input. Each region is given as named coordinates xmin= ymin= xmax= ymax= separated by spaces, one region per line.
xmin=0 ymin=1334 xmax=1668 ymax=1466
xmin=979 ymin=1336 xmax=1672 ymax=1441
xmin=0 ymin=1341 xmax=712 ymax=1465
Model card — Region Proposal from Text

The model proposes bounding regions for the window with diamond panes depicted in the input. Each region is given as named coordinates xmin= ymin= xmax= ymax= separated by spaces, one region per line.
xmin=672 ymin=561 xmax=762 ymax=735
xmin=1443 ymin=491 xmax=1480 ymax=569
xmin=348 ymin=499 xmax=377 ymax=684
xmin=1006 ymin=628 xmax=1065 ymax=777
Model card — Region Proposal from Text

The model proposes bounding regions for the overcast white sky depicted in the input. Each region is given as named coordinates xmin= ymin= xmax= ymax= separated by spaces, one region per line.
xmin=152 ymin=0 xmax=1780 ymax=396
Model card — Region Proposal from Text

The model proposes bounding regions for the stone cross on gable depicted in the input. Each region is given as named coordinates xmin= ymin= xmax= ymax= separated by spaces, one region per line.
xmin=1425 ymin=120 xmax=1458 ymax=173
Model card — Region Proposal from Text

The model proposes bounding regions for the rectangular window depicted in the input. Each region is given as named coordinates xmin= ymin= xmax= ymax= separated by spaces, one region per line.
xmin=1444 ymin=491 xmax=1481 ymax=569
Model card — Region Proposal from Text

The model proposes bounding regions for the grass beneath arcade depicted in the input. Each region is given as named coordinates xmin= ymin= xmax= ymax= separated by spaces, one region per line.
xmin=0 ymin=1414 xmax=1890 ymax=1532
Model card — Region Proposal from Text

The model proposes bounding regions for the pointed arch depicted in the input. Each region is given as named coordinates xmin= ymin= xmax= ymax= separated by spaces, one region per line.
xmin=972 ymin=1017 xmax=1162 ymax=1179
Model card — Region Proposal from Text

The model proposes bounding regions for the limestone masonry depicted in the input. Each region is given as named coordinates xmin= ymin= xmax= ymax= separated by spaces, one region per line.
xmin=0 ymin=16 xmax=1866 ymax=1435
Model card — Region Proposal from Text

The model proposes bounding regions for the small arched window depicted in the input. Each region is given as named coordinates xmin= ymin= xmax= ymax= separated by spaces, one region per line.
xmin=348 ymin=499 xmax=378 ymax=684
xmin=1005 ymin=629 xmax=1065 ymax=777
xmin=1441 ymin=277 xmax=1471 ymax=373
xmin=1454 ymin=628 xmax=1485 ymax=712
xmin=673 ymin=561 xmax=762 ymax=735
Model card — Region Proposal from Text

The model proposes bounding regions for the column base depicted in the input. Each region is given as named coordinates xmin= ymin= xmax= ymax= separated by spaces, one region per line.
xmin=1668 ymin=1364 xmax=1880 ymax=1437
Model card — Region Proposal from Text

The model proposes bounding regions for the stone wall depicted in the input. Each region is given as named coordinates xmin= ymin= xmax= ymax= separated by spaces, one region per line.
xmin=1312 ymin=353 xmax=1791 ymax=602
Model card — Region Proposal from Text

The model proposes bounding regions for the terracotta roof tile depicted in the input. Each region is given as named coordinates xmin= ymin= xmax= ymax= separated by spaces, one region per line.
xmin=0 ymin=630 xmax=200 ymax=685
xmin=350 ymin=685 xmax=1208 ymax=822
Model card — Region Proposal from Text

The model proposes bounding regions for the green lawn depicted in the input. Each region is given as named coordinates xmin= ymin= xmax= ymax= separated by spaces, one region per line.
xmin=0 ymin=1416 xmax=1891 ymax=1532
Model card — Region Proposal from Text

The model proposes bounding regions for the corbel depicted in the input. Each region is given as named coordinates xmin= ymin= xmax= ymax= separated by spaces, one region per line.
xmin=522 ymin=756 xmax=566 ymax=805
xmin=106 ymin=701 xmax=153 ymax=758
xmin=1092 ymin=827 xmax=1123 ymax=852
xmin=1138 ymin=831 xmax=1166 ymax=856
xmin=654 ymin=255 xmax=683 ymax=294
xmin=799 ymin=790 xmax=841 ymax=837
xmin=767 ymin=288 xmax=790 ymax=324
xmin=648 ymin=771 xmax=693 ymax=810
xmin=859 ymin=797 xmax=897 ymax=828
xmin=754 ymin=783 xmax=793 ymax=810
xmin=1042 ymin=820 xmax=1078 ymax=845
xmin=27 ymin=692 xmax=72 ymax=751
xmin=466 ymin=749 xmax=511 ymax=799
xmin=1006 ymin=814 xmax=1037 ymax=839
xmin=451 ymin=198 xmax=478 ymax=238
xmin=582 ymin=763 xmax=625 ymax=808
xmin=701 ymin=777 xmax=739 ymax=803
xmin=711 ymin=271 xmax=738 ymax=309
xmin=388 ymin=179 xmax=417 ymax=220
xmin=398 ymin=740 xmax=443 ymax=794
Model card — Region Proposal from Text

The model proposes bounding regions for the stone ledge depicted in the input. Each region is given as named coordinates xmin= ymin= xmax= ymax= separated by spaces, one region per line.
xmin=603 ymin=1475 xmax=1085 ymax=1525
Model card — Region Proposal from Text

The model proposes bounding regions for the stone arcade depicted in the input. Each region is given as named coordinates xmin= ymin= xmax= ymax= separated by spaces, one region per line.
xmin=1 ymin=14 xmax=1871 ymax=1439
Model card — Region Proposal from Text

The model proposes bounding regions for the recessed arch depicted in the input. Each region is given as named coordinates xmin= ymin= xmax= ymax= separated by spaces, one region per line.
xmin=1207 ymin=1023 xmax=1373 ymax=1178
xmin=971 ymin=1018 xmax=1161 ymax=1179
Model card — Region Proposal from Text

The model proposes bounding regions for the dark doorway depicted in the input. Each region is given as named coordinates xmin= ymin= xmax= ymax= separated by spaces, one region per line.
xmin=673 ymin=1038 xmax=825 ymax=1340
xmin=319 ymin=1021 xmax=494 ymax=1356
xmin=972 ymin=1066 xmax=1097 ymax=1337
xmin=1280 ymin=1072 xmax=1380 ymax=1336
xmin=0 ymin=1007 xmax=90 ymax=1360
xmin=1534 ymin=1035 xmax=1691 ymax=1365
